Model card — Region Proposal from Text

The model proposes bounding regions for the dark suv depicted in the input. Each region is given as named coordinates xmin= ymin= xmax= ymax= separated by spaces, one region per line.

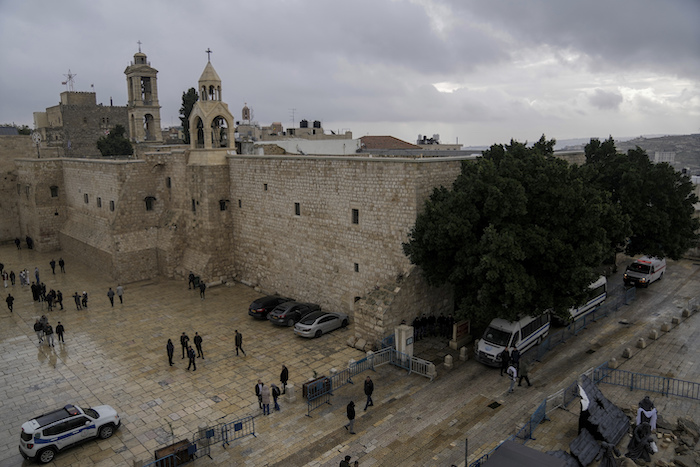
xmin=248 ymin=295 xmax=293 ymax=320
xmin=268 ymin=301 xmax=321 ymax=327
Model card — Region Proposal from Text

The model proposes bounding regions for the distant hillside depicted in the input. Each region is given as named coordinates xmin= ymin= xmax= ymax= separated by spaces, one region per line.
xmin=617 ymin=134 xmax=700 ymax=174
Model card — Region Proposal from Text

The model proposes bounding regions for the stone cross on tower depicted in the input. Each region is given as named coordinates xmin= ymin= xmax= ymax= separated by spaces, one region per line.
xmin=137 ymin=40 xmax=142 ymax=53
xmin=206 ymin=48 xmax=212 ymax=62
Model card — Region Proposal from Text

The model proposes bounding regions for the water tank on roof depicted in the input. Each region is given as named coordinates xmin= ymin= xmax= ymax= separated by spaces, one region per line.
xmin=313 ymin=120 xmax=321 ymax=129
xmin=300 ymin=119 xmax=308 ymax=128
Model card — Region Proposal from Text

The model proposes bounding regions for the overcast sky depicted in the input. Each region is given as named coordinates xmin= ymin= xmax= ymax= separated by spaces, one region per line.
xmin=1 ymin=0 xmax=698 ymax=147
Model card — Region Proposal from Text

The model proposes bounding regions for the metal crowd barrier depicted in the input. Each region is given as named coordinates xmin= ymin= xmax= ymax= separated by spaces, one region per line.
xmin=221 ymin=416 xmax=256 ymax=447
xmin=594 ymin=363 xmax=700 ymax=400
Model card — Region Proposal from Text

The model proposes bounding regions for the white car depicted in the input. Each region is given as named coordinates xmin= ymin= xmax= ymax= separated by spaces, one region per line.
xmin=19 ymin=404 xmax=121 ymax=464
xmin=294 ymin=310 xmax=349 ymax=338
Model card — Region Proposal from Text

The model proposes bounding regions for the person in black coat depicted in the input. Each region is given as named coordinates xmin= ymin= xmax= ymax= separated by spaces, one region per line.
xmin=280 ymin=365 xmax=289 ymax=394
xmin=180 ymin=332 xmax=190 ymax=359
xmin=187 ymin=346 xmax=196 ymax=371
xmin=364 ymin=376 xmax=374 ymax=411
xmin=255 ymin=380 xmax=263 ymax=409
xmin=499 ymin=347 xmax=511 ymax=376
xmin=344 ymin=401 xmax=356 ymax=434
xmin=166 ymin=339 xmax=175 ymax=366
xmin=194 ymin=332 xmax=204 ymax=358
xmin=6 ymin=293 xmax=14 ymax=312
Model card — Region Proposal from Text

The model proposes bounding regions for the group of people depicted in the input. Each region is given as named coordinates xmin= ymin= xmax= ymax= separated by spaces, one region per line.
xmin=72 ymin=291 xmax=89 ymax=310
xmin=166 ymin=332 xmax=206 ymax=371
xmin=499 ymin=346 xmax=532 ymax=393
xmin=14 ymin=236 xmax=33 ymax=250
xmin=344 ymin=376 xmax=376 ymax=435
xmin=255 ymin=379 xmax=282 ymax=415
xmin=187 ymin=272 xmax=207 ymax=299
xmin=33 ymin=315 xmax=65 ymax=347
xmin=106 ymin=285 xmax=124 ymax=306
xmin=411 ymin=313 xmax=455 ymax=341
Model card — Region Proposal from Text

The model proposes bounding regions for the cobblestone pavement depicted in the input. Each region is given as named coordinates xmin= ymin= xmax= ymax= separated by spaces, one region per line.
xmin=0 ymin=244 xmax=698 ymax=467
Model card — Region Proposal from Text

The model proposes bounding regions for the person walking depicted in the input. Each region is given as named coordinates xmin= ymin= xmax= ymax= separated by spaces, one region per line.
xmin=199 ymin=280 xmax=206 ymax=300
xmin=58 ymin=258 xmax=65 ymax=273
xmin=507 ymin=363 xmax=517 ymax=394
xmin=180 ymin=332 xmax=190 ymax=359
xmin=2 ymin=270 xmax=8 ymax=288
xmin=188 ymin=272 xmax=195 ymax=290
xmin=56 ymin=290 xmax=63 ymax=310
xmin=34 ymin=267 xmax=40 ymax=285
xmin=15 ymin=237 xmax=21 ymax=249
xmin=166 ymin=339 xmax=175 ymax=366
xmin=510 ymin=347 xmax=521 ymax=368
xmin=56 ymin=321 xmax=65 ymax=343
xmin=9 ymin=270 xmax=15 ymax=286
xmin=255 ymin=380 xmax=264 ymax=409
xmin=194 ymin=332 xmax=204 ymax=358
xmin=499 ymin=347 xmax=511 ymax=376
xmin=340 ymin=455 xmax=353 ymax=467
xmin=50 ymin=259 xmax=56 ymax=274
xmin=344 ymin=401 xmax=356 ymax=434
xmin=364 ymin=376 xmax=374 ymax=411
xmin=72 ymin=292 xmax=82 ymax=310
xmin=187 ymin=346 xmax=197 ymax=371
xmin=107 ymin=287 xmax=115 ymax=307
xmin=81 ymin=291 xmax=88 ymax=308
xmin=44 ymin=322 xmax=55 ymax=347
xmin=34 ymin=319 xmax=44 ymax=343
xmin=6 ymin=293 xmax=13 ymax=312
xmin=271 ymin=384 xmax=281 ymax=411
xmin=518 ymin=359 xmax=532 ymax=387
xmin=116 ymin=284 xmax=124 ymax=304
xmin=261 ymin=383 xmax=271 ymax=415
xmin=235 ymin=330 xmax=246 ymax=356
xmin=280 ymin=364 xmax=289 ymax=394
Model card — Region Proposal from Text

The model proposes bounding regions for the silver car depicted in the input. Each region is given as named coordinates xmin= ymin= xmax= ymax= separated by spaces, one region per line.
xmin=294 ymin=310 xmax=349 ymax=338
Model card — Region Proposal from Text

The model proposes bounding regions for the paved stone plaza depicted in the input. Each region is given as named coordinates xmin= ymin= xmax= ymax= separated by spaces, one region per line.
xmin=0 ymin=244 xmax=698 ymax=466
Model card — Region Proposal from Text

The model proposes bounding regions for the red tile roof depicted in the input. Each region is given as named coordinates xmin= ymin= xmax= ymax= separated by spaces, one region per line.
xmin=360 ymin=136 xmax=421 ymax=150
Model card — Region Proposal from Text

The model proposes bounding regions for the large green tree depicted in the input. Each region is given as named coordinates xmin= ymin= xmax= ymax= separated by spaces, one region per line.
xmin=96 ymin=124 xmax=133 ymax=156
xmin=179 ymin=87 xmax=198 ymax=144
xmin=583 ymin=138 xmax=699 ymax=260
xmin=403 ymin=136 xmax=616 ymax=326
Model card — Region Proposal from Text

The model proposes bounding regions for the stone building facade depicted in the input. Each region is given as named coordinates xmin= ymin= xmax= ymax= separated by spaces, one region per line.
xmin=5 ymin=52 xmax=476 ymax=346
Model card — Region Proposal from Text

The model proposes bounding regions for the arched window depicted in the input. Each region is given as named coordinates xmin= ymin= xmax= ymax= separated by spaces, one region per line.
xmin=145 ymin=196 xmax=156 ymax=211
xmin=50 ymin=186 xmax=59 ymax=198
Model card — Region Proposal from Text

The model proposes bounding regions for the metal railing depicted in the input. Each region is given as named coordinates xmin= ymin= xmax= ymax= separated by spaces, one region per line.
xmin=221 ymin=416 xmax=256 ymax=447
xmin=593 ymin=363 xmax=700 ymax=400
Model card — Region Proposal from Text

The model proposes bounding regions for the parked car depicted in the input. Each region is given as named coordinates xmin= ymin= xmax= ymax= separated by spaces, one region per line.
xmin=294 ymin=310 xmax=349 ymax=338
xmin=248 ymin=295 xmax=293 ymax=320
xmin=268 ymin=301 xmax=321 ymax=326
xmin=19 ymin=404 xmax=121 ymax=464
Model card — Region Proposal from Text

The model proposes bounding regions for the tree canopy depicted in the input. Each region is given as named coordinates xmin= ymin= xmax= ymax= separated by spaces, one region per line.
xmin=583 ymin=137 xmax=699 ymax=260
xmin=179 ymin=87 xmax=198 ymax=144
xmin=403 ymin=136 xmax=616 ymax=326
xmin=96 ymin=124 xmax=133 ymax=157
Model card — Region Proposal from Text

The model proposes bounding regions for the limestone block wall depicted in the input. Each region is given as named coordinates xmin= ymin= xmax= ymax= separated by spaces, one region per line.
xmin=228 ymin=154 xmax=465 ymax=322
xmin=0 ymin=136 xmax=33 ymax=241
xmin=15 ymin=158 xmax=66 ymax=250
xmin=60 ymin=105 xmax=128 ymax=157
xmin=354 ymin=266 xmax=453 ymax=347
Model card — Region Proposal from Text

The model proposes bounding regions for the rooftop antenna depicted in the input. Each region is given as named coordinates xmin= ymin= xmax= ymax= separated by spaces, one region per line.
xmin=205 ymin=48 xmax=212 ymax=62
xmin=62 ymin=70 xmax=76 ymax=92
xmin=289 ymin=108 xmax=296 ymax=129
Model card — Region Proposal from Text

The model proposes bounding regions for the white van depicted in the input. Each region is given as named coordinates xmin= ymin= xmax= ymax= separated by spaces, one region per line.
xmin=475 ymin=313 xmax=550 ymax=366
xmin=569 ymin=275 xmax=607 ymax=322
xmin=623 ymin=256 xmax=666 ymax=287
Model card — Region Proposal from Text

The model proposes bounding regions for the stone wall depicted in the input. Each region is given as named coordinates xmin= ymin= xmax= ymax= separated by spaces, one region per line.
xmin=61 ymin=105 xmax=129 ymax=157
xmin=0 ymin=135 xmax=33 ymax=241
xmin=228 ymin=154 xmax=465 ymax=318
xmin=354 ymin=266 xmax=453 ymax=348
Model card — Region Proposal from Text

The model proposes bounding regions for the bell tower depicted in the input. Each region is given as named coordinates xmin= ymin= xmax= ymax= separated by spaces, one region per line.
xmin=124 ymin=43 xmax=163 ymax=142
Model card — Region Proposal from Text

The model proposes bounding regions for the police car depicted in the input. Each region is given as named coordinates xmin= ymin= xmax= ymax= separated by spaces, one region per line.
xmin=19 ymin=404 xmax=120 ymax=464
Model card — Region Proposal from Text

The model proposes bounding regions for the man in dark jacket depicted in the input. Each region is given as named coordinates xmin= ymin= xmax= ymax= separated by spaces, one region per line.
xmin=6 ymin=293 xmax=13 ymax=312
xmin=344 ymin=401 xmax=356 ymax=434
xmin=364 ymin=376 xmax=374 ymax=411
xmin=280 ymin=364 xmax=289 ymax=394
xmin=55 ymin=322 xmax=65 ymax=343
xmin=500 ymin=347 xmax=511 ymax=376
xmin=166 ymin=339 xmax=175 ymax=366
xmin=235 ymin=330 xmax=246 ymax=356
xmin=187 ymin=346 xmax=197 ymax=371
xmin=180 ymin=332 xmax=190 ymax=359
xmin=194 ymin=332 xmax=204 ymax=358
xmin=255 ymin=380 xmax=263 ymax=409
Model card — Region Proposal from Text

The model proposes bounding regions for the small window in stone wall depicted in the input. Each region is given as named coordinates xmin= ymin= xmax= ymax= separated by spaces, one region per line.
xmin=83 ymin=117 xmax=87 ymax=124
xmin=50 ymin=186 xmax=59 ymax=198
xmin=192 ymin=199 xmax=196 ymax=212
xmin=84 ymin=193 xmax=89 ymax=204
xmin=219 ymin=200 xmax=227 ymax=211
xmin=238 ymin=199 xmax=242 ymax=208
xmin=166 ymin=177 xmax=171 ymax=188
xmin=97 ymin=197 xmax=102 ymax=208
xmin=264 ymin=183 xmax=268 ymax=191
xmin=352 ymin=208 xmax=359 ymax=224
xmin=294 ymin=202 xmax=300 ymax=216
xmin=145 ymin=196 xmax=156 ymax=211
xmin=354 ymin=263 xmax=359 ymax=272
xmin=110 ymin=200 xmax=115 ymax=211
xmin=25 ymin=185 xmax=30 ymax=197
xmin=17 ymin=184 xmax=21 ymax=195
